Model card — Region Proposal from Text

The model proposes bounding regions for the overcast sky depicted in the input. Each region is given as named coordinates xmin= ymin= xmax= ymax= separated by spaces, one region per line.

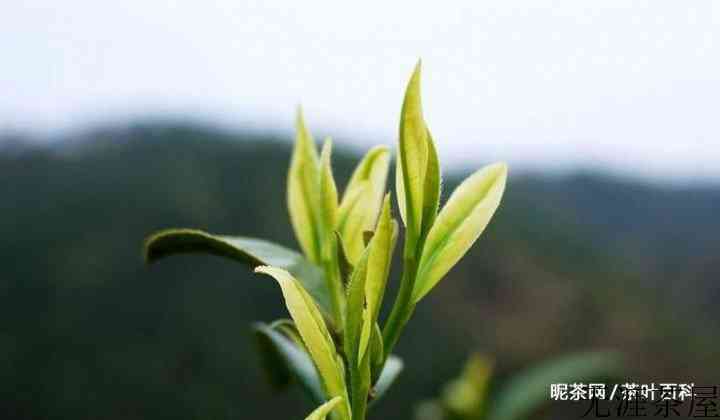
xmin=2 ymin=1 xmax=719 ymax=182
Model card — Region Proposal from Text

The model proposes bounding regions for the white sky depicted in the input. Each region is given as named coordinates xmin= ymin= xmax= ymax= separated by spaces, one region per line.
xmin=2 ymin=1 xmax=719 ymax=182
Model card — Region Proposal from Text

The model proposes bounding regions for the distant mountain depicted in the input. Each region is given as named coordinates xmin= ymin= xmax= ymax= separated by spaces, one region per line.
xmin=1 ymin=123 xmax=717 ymax=420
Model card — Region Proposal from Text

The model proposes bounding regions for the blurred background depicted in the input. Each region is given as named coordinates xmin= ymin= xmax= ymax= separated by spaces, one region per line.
xmin=1 ymin=1 xmax=719 ymax=419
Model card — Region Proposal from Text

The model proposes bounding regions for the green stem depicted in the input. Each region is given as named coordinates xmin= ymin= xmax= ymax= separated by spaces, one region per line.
xmin=381 ymin=256 xmax=418 ymax=364
xmin=348 ymin=355 xmax=370 ymax=420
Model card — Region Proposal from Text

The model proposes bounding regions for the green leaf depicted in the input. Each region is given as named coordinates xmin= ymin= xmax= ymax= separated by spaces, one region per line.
xmin=255 ymin=266 xmax=351 ymax=420
xmin=340 ymin=146 xmax=390 ymax=261
xmin=342 ymin=245 xmax=373 ymax=418
xmin=370 ymin=355 xmax=404 ymax=406
xmin=288 ymin=110 xmax=322 ymax=263
xmin=397 ymin=61 xmax=429 ymax=251
xmin=413 ymin=162 xmax=508 ymax=302
xmin=334 ymin=231 xmax=354 ymax=285
xmin=337 ymin=181 xmax=370 ymax=263
xmin=488 ymin=351 xmax=624 ymax=420
xmin=344 ymin=249 xmax=370 ymax=368
xmin=252 ymin=322 xmax=324 ymax=403
xmin=143 ymin=228 xmax=332 ymax=317
xmin=442 ymin=353 xmax=493 ymax=418
xmin=319 ymin=138 xmax=339 ymax=260
xmin=420 ymin=128 xmax=441 ymax=238
xmin=369 ymin=323 xmax=385 ymax=384
xmin=359 ymin=196 xmax=397 ymax=361
xmin=305 ymin=397 xmax=344 ymax=420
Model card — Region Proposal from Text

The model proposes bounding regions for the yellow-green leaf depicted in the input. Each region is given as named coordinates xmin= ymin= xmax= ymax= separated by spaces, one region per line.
xmin=304 ymin=396 xmax=344 ymax=420
xmin=344 ymin=248 xmax=369 ymax=367
xmin=359 ymin=196 xmax=397 ymax=361
xmin=397 ymin=61 xmax=429 ymax=247
xmin=319 ymin=138 xmax=339 ymax=259
xmin=255 ymin=266 xmax=350 ymax=420
xmin=342 ymin=248 xmax=372 ymax=416
xmin=337 ymin=181 xmax=371 ymax=263
xmin=413 ymin=162 xmax=508 ymax=302
xmin=442 ymin=353 xmax=493 ymax=418
xmin=339 ymin=146 xmax=390 ymax=261
xmin=421 ymin=128 xmax=441 ymax=237
xmin=288 ymin=110 xmax=322 ymax=263
xmin=395 ymin=151 xmax=406 ymax=226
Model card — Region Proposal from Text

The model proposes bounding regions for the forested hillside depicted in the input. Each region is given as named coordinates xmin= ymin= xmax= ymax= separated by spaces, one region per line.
xmin=1 ymin=123 xmax=718 ymax=419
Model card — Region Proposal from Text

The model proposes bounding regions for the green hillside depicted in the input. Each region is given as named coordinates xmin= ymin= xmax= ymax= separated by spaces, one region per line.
xmin=1 ymin=123 xmax=718 ymax=419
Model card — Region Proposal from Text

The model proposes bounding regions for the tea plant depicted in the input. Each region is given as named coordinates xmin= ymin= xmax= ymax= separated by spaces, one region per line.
xmin=144 ymin=62 xmax=507 ymax=420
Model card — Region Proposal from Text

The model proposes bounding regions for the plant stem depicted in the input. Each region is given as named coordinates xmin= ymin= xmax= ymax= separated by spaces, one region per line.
xmin=381 ymin=256 xmax=418 ymax=364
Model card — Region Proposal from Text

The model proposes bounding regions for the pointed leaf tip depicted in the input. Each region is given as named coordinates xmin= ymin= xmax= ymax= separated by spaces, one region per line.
xmin=288 ymin=112 xmax=322 ymax=263
xmin=397 ymin=61 xmax=430 ymax=245
xmin=319 ymin=137 xmax=339 ymax=260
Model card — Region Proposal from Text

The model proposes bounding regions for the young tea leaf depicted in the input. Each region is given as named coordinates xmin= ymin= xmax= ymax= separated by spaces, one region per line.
xmin=359 ymin=196 xmax=397 ymax=361
xmin=255 ymin=266 xmax=351 ymax=420
xmin=337 ymin=181 xmax=371 ymax=263
xmin=143 ymin=229 xmax=332 ymax=317
xmin=413 ymin=162 xmax=508 ymax=302
xmin=369 ymin=323 xmax=385 ymax=384
xmin=344 ymin=249 xmax=370 ymax=369
xmin=333 ymin=231 xmax=354 ymax=285
xmin=397 ymin=61 xmax=429 ymax=247
xmin=340 ymin=146 xmax=390 ymax=260
xmin=319 ymin=138 xmax=339 ymax=259
xmin=305 ymin=396 xmax=344 ymax=420
xmin=420 ymin=128 xmax=441 ymax=238
xmin=288 ymin=110 xmax=323 ymax=263
xmin=442 ymin=353 xmax=493 ymax=418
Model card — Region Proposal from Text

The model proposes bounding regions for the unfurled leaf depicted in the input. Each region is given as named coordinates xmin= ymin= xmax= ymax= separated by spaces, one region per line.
xmin=397 ymin=61 xmax=429 ymax=248
xmin=288 ymin=110 xmax=322 ymax=263
xmin=340 ymin=146 xmax=390 ymax=261
xmin=442 ymin=353 xmax=493 ymax=418
xmin=359 ymin=196 xmax=397 ymax=360
xmin=255 ymin=266 xmax=351 ymax=420
xmin=488 ymin=352 xmax=623 ymax=420
xmin=252 ymin=322 xmax=324 ymax=403
xmin=319 ymin=138 xmax=339 ymax=259
xmin=413 ymin=163 xmax=508 ymax=302
xmin=370 ymin=355 xmax=404 ymax=406
xmin=305 ymin=396 xmax=344 ymax=420
xmin=143 ymin=229 xmax=332 ymax=316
